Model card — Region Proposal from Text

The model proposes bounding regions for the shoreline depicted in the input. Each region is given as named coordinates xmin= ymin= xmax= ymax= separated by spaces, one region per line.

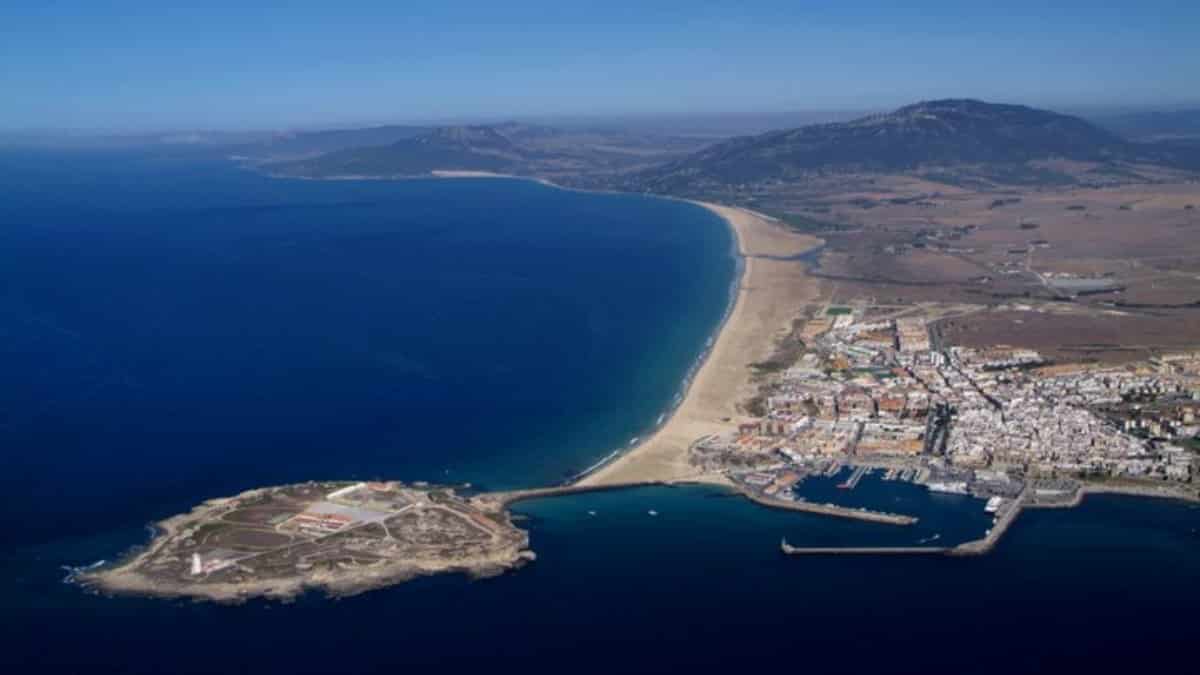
xmin=242 ymin=169 xmax=1200 ymax=537
xmin=561 ymin=202 xmax=748 ymax=486
xmin=80 ymin=172 xmax=829 ymax=602
xmin=259 ymin=167 xmax=824 ymax=491
xmin=577 ymin=201 xmax=824 ymax=487
xmin=72 ymin=168 xmax=1200 ymax=603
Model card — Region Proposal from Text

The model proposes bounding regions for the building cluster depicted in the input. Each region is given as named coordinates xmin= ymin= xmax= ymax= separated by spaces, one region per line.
xmin=695 ymin=307 xmax=1200 ymax=485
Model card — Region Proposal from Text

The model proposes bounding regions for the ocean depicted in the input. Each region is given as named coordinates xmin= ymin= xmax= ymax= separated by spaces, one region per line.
xmin=2 ymin=149 xmax=1198 ymax=674
xmin=0 ymin=148 xmax=735 ymax=549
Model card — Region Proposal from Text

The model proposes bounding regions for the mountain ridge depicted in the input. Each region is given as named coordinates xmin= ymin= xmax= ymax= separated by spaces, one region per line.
xmin=625 ymin=99 xmax=1157 ymax=192
xmin=263 ymin=99 xmax=1200 ymax=186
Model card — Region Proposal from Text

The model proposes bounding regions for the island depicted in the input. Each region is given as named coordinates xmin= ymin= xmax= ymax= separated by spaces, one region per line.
xmin=84 ymin=481 xmax=534 ymax=602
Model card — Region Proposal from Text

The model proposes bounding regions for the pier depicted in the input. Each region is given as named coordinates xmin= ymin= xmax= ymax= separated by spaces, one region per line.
xmin=777 ymin=490 xmax=1030 ymax=558
xmin=781 ymin=540 xmax=948 ymax=555
xmin=743 ymin=490 xmax=918 ymax=525
xmin=493 ymin=481 xmax=660 ymax=507
xmin=949 ymin=490 xmax=1027 ymax=556
xmin=837 ymin=465 xmax=868 ymax=490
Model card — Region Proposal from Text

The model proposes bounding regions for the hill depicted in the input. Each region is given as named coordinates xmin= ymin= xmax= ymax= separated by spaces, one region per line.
xmin=232 ymin=124 xmax=435 ymax=162
xmin=623 ymin=99 xmax=1200 ymax=195
xmin=267 ymin=125 xmax=534 ymax=177
xmin=265 ymin=122 xmax=714 ymax=179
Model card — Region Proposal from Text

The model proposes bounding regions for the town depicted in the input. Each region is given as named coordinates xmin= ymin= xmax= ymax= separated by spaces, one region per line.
xmin=692 ymin=303 xmax=1200 ymax=523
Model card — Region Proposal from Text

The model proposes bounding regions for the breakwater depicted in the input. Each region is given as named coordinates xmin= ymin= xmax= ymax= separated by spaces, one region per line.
xmin=781 ymin=540 xmax=948 ymax=555
xmin=743 ymin=490 xmax=918 ymax=525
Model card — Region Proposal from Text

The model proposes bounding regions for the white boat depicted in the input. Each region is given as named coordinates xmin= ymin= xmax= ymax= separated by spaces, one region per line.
xmin=985 ymin=496 xmax=1004 ymax=513
xmin=647 ymin=510 xmax=658 ymax=516
xmin=926 ymin=480 xmax=969 ymax=495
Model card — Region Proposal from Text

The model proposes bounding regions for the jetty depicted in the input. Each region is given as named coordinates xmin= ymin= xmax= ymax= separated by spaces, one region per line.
xmin=494 ymin=482 xmax=659 ymax=506
xmin=837 ymin=465 xmax=869 ymax=490
xmin=949 ymin=491 xmax=1026 ymax=556
xmin=781 ymin=540 xmax=948 ymax=555
xmin=744 ymin=491 xmax=917 ymax=525
xmin=778 ymin=490 xmax=1029 ymax=558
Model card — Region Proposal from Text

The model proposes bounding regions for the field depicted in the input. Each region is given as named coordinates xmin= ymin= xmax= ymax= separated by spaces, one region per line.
xmin=750 ymin=170 xmax=1200 ymax=357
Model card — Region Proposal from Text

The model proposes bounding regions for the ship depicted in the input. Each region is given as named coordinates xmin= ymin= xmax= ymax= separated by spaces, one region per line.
xmin=926 ymin=480 xmax=969 ymax=495
xmin=985 ymin=496 xmax=1004 ymax=513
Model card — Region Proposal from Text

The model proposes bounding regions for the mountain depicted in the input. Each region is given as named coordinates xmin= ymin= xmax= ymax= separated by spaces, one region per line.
xmin=267 ymin=125 xmax=535 ymax=177
xmin=232 ymin=125 xmax=434 ymax=162
xmin=264 ymin=122 xmax=717 ymax=179
xmin=628 ymin=98 xmax=1190 ymax=190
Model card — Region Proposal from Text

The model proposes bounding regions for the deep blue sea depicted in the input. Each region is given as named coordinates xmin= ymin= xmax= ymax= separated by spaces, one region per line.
xmin=0 ymin=148 xmax=735 ymax=549
xmin=2 ymin=149 xmax=1198 ymax=674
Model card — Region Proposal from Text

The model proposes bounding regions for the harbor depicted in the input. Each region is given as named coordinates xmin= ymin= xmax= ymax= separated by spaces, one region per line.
xmin=727 ymin=461 xmax=995 ymax=549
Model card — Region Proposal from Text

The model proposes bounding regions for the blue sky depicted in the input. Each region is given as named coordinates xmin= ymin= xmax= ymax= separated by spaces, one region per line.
xmin=3 ymin=1 xmax=1198 ymax=131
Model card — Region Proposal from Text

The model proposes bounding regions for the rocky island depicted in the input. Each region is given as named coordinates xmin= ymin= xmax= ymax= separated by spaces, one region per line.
xmin=83 ymin=481 xmax=534 ymax=603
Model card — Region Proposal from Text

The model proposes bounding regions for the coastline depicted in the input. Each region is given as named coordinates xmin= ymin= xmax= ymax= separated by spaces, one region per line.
xmin=576 ymin=202 xmax=823 ymax=487
xmin=244 ymin=169 xmax=1200 ymax=542
xmin=258 ymin=167 xmax=826 ymax=491
xmin=82 ymin=483 xmax=536 ymax=603
xmin=71 ymin=168 xmax=1200 ymax=605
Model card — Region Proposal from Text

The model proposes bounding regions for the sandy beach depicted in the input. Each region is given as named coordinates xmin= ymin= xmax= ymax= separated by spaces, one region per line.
xmin=579 ymin=203 xmax=822 ymax=487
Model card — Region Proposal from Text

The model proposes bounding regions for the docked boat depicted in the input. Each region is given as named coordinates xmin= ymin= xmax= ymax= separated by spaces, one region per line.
xmin=926 ymin=480 xmax=969 ymax=495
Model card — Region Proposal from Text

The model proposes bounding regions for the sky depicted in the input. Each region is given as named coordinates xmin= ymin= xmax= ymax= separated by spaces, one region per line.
xmin=2 ymin=0 xmax=1198 ymax=131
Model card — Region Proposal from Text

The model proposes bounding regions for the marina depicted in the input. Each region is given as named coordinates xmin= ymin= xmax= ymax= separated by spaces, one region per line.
xmin=728 ymin=462 xmax=992 ymax=547
xmin=837 ymin=466 xmax=869 ymax=490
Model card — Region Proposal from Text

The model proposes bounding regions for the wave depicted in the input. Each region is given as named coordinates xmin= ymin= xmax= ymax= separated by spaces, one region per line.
xmin=564 ymin=449 xmax=623 ymax=483
xmin=61 ymin=559 xmax=107 ymax=584
xmin=566 ymin=217 xmax=745 ymax=485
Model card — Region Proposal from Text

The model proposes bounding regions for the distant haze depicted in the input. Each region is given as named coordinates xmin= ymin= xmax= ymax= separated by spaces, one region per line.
xmin=3 ymin=1 xmax=1199 ymax=132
